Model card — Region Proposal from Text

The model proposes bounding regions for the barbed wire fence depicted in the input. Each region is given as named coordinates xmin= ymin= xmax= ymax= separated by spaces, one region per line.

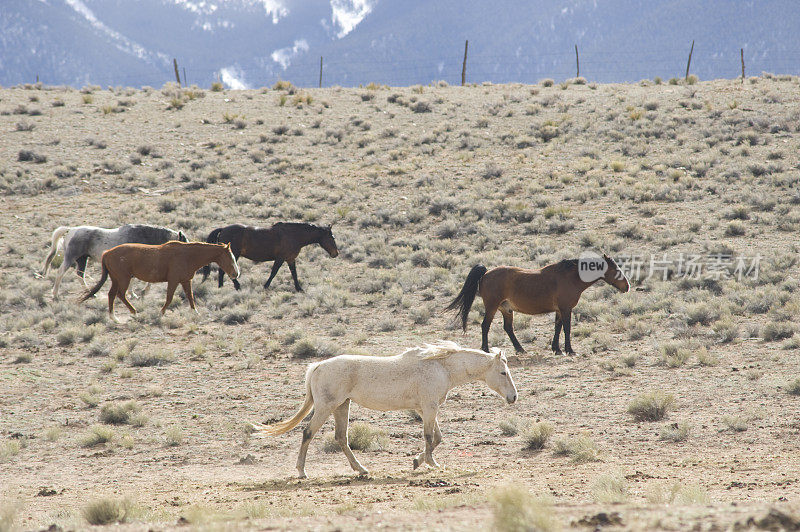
xmin=20 ymin=43 xmax=800 ymax=89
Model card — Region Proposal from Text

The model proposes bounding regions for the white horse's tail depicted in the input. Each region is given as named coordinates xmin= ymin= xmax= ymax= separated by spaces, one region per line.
xmin=253 ymin=364 xmax=317 ymax=436
xmin=42 ymin=226 xmax=71 ymax=276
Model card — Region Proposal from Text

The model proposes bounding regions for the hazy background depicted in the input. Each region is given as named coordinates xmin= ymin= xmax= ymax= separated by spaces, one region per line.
xmin=3 ymin=0 xmax=799 ymax=88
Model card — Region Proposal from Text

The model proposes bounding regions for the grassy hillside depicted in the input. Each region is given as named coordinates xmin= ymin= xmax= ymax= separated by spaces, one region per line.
xmin=1 ymin=75 xmax=799 ymax=530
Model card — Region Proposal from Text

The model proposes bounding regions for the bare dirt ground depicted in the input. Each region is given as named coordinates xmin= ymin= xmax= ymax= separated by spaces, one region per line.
xmin=1 ymin=75 xmax=800 ymax=530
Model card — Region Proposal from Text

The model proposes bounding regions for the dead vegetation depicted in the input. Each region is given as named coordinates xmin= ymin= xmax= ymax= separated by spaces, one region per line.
xmin=0 ymin=75 xmax=799 ymax=530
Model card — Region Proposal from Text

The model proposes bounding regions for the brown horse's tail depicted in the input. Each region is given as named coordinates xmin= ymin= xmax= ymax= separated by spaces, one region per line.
xmin=253 ymin=363 xmax=317 ymax=436
xmin=80 ymin=258 xmax=109 ymax=302
xmin=200 ymin=227 xmax=223 ymax=282
xmin=445 ymin=265 xmax=488 ymax=331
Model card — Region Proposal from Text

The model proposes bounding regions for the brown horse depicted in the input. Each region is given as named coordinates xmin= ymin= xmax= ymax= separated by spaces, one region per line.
xmin=446 ymin=255 xmax=630 ymax=355
xmin=80 ymin=241 xmax=239 ymax=321
xmin=201 ymin=222 xmax=338 ymax=292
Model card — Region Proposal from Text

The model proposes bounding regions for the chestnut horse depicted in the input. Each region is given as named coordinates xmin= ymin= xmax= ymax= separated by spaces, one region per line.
xmin=81 ymin=241 xmax=239 ymax=321
xmin=201 ymin=222 xmax=338 ymax=292
xmin=446 ymin=255 xmax=630 ymax=355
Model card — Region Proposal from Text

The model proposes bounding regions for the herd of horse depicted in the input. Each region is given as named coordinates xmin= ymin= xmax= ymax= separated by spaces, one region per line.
xmin=39 ymin=221 xmax=630 ymax=477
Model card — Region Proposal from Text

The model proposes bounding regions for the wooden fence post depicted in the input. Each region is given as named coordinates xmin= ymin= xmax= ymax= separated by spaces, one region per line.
xmin=575 ymin=44 xmax=580 ymax=78
xmin=741 ymin=48 xmax=745 ymax=84
xmin=461 ymin=40 xmax=469 ymax=86
xmin=319 ymin=56 xmax=323 ymax=88
xmin=183 ymin=67 xmax=187 ymax=87
xmin=173 ymin=58 xmax=182 ymax=87
xmin=685 ymin=40 xmax=694 ymax=81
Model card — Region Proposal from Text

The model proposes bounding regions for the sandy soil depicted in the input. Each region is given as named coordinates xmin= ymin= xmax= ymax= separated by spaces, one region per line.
xmin=1 ymin=75 xmax=800 ymax=530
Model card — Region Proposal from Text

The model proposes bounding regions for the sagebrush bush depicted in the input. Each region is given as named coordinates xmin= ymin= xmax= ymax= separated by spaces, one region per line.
xmin=82 ymin=498 xmax=131 ymax=525
xmin=762 ymin=322 xmax=795 ymax=341
xmin=81 ymin=425 xmax=115 ymax=447
xmin=628 ymin=391 xmax=675 ymax=421
xmin=552 ymin=433 xmax=599 ymax=462
xmin=323 ymin=421 xmax=387 ymax=452
xmin=522 ymin=422 xmax=554 ymax=450
xmin=492 ymin=486 xmax=557 ymax=532
xmin=99 ymin=401 xmax=140 ymax=425
xmin=660 ymin=421 xmax=691 ymax=442
xmin=591 ymin=473 xmax=628 ymax=503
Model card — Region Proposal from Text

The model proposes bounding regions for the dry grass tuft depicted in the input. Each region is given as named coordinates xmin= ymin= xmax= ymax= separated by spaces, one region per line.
xmin=660 ymin=421 xmax=691 ymax=442
xmin=552 ymin=433 xmax=599 ymax=463
xmin=522 ymin=422 xmax=554 ymax=450
xmin=628 ymin=391 xmax=675 ymax=421
xmin=0 ymin=502 xmax=18 ymax=532
xmin=492 ymin=486 xmax=558 ymax=532
xmin=0 ymin=440 xmax=22 ymax=462
xmin=82 ymin=498 xmax=132 ymax=525
xmin=81 ymin=425 xmax=115 ymax=447
xmin=99 ymin=401 xmax=141 ymax=425
xmin=646 ymin=482 xmax=709 ymax=505
xmin=591 ymin=473 xmax=628 ymax=503
xmin=324 ymin=422 xmax=387 ymax=452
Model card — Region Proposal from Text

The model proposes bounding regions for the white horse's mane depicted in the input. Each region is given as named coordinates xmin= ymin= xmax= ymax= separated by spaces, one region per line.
xmin=418 ymin=341 xmax=497 ymax=360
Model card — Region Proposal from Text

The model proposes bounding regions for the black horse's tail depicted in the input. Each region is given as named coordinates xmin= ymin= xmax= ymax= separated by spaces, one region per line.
xmin=445 ymin=265 xmax=488 ymax=331
xmin=200 ymin=228 xmax=223 ymax=281
xmin=80 ymin=259 xmax=109 ymax=302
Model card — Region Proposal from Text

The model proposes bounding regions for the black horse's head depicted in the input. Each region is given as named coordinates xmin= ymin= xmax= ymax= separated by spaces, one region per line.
xmin=319 ymin=224 xmax=339 ymax=258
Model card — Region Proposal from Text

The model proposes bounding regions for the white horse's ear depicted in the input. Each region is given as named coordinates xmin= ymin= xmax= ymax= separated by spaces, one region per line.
xmin=490 ymin=347 xmax=501 ymax=355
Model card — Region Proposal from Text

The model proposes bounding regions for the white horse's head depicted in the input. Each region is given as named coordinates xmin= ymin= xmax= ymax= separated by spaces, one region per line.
xmin=484 ymin=351 xmax=517 ymax=404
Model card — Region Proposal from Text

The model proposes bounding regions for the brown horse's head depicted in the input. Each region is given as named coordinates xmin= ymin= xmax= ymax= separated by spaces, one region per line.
xmin=218 ymin=243 xmax=240 ymax=280
xmin=602 ymin=254 xmax=630 ymax=293
xmin=319 ymin=225 xmax=339 ymax=258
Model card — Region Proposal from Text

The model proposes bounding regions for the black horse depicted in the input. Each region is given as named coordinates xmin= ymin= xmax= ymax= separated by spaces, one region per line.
xmin=201 ymin=223 xmax=338 ymax=291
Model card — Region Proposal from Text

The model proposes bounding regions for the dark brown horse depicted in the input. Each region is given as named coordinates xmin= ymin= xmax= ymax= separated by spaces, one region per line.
xmin=81 ymin=241 xmax=239 ymax=321
xmin=201 ymin=222 xmax=338 ymax=291
xmin=446 ymin=255 xmax=630 ymax=355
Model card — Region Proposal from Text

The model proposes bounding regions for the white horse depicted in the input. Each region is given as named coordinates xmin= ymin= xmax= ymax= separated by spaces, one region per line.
xmin=253 ymin=341 xmax=518 ymax=479
xmin=41 ymin=224 xmax=186 ymax=300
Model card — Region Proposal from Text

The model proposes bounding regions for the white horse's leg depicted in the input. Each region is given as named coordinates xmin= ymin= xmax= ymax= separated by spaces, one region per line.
xmin=52 ymin=261 xmax=70 ymax=300
xmin=296 ymin=406 xmax=332 ymax=479
xmin=414 ymin=407 xmax=441 ymax=469
xmin=413 ymin=419 xmax=443 ymax=469
xmin=333 ymin=399 xmax=368 ymax=475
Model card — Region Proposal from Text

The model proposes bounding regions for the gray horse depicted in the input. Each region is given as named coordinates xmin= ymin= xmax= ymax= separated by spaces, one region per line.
xmin=41 ymin=224 xmax=187 ymax=300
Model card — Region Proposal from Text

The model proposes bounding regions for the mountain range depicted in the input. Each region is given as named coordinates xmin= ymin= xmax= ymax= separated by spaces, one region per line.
xmin=2 ymin=0 xmax=799 ymax=88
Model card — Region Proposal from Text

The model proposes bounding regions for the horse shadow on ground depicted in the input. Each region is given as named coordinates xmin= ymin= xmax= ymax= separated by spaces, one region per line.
xmin=239 ymin=469 xmax=479 ymax=493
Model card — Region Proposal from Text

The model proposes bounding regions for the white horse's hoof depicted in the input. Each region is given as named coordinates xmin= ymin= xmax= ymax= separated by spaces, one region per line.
xmin=412 ymin=458 xmax=421 ymax=470
xmin=297 ymin=471 xmax=308 ymax=479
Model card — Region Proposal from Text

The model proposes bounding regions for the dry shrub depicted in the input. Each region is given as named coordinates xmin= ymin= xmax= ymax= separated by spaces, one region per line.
xmin=591 ymin=473 xmax=628 ymax=503
xmin=324 ymin=422 xmax=387 ymax=452
xmin=0 ymin=502 xmax=18 ymax=532
xmin=81 ymin=425 xmax=115 ymax=447
xmin=628 ymin=391 xmax=675 ymax=421
xmin=82 ymin=498 xmax=132 ymax=525
xmin=492 ymin=486 xmax=557 ymax=532
xmin=646 ymin=482 xmax=709 ymax=505
xmin=552 ymin=433 xmax=599 ymax=462
xmin=99 ymin=401 xmax=140 ymax=425
xmin=522 ymin=422 xmax=554 ymax=450
xmin=660 ymin=421 xmax=691 ymax=442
